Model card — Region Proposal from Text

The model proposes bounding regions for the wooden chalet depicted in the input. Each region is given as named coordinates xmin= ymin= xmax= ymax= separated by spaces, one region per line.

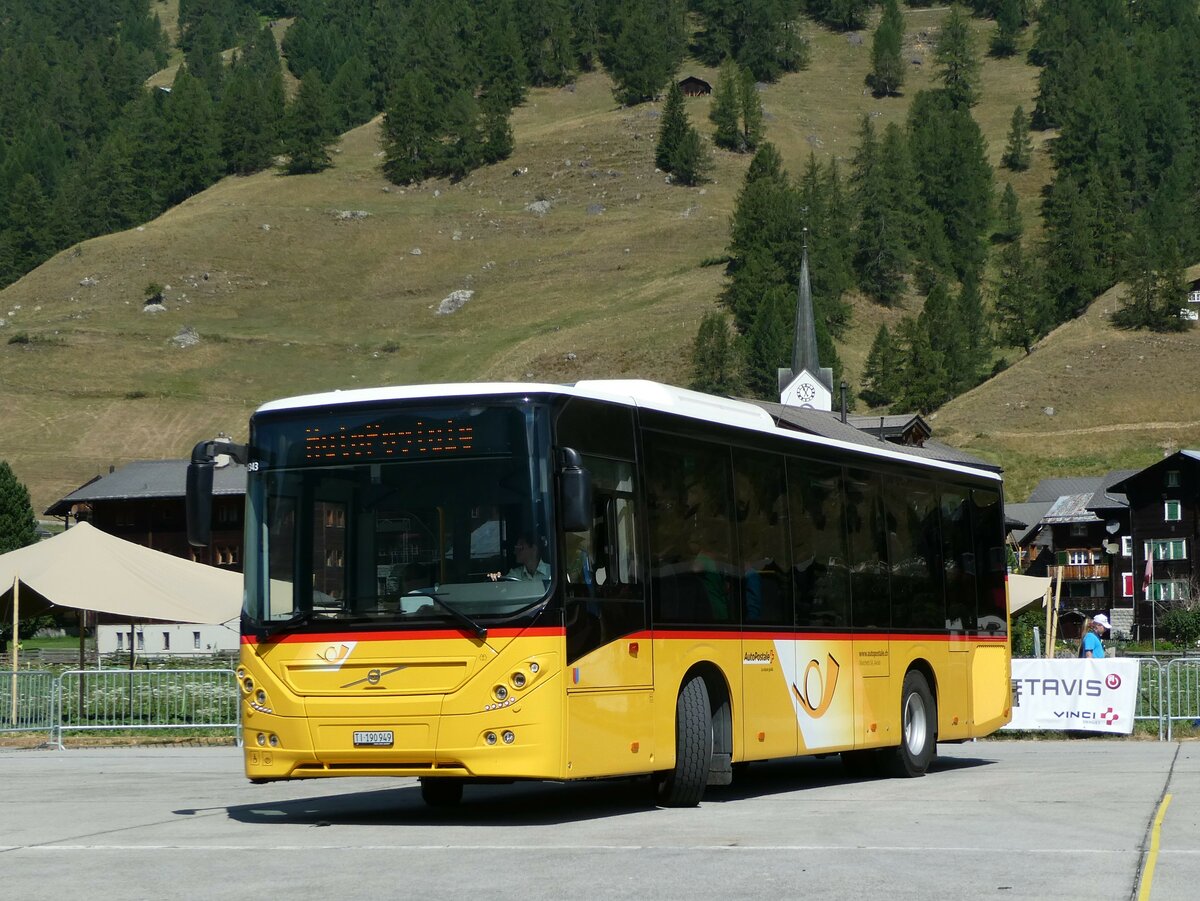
xmin=45 ymin=459 xmax=246 ymax=572
xmin=678 ymin=76 xmax=712 ymax=96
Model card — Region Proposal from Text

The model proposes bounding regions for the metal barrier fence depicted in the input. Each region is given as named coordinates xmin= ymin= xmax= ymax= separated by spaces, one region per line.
xmin=54 ymin=669 xmax=240 ymax=748
xmin=1130 ymin=658 xmax=1165 ymax=741
xmin=1165 ymin=658 xmax=1200 ymax=741
xmin=1 ymin=671 xmax=58 ymax=741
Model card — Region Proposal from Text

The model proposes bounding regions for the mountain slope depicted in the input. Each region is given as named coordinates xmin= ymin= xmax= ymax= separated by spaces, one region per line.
xmin=1 ymin=10 xmax=1163 ymax=515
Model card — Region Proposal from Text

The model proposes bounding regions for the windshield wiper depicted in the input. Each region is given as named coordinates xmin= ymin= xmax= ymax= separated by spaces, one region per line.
xmin=408 ymin=587 xmax=488 ymax=641
xmin=262 ymin=609 xmax=323 ymax=639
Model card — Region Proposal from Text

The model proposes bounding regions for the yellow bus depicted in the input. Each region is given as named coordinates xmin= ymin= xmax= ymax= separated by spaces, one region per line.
xmin=187 ymin=380 xmax=1010 ymax=807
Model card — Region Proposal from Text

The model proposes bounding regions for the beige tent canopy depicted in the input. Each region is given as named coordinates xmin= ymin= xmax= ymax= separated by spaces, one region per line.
xmin=1008 ymin=573 xmax=1052 ymax=615
xmin=1 ymin=521 xmax=242 ymax=624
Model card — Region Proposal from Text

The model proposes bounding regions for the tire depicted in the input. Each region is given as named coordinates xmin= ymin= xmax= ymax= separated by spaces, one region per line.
xmin=884 ymin=670 xmax=936 ymax=778
xmin=420 ymin=778 xmax=464 ymax=807
xmin=655 ymin=675 xmax=714 ymax=807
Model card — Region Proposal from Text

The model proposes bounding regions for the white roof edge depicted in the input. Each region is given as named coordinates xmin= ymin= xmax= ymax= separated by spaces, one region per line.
xmin=253 ymin=380 xmax=1000 ymax=483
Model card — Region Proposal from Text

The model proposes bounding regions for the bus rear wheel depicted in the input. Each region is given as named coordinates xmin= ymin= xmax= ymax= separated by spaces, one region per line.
xmin=420 ymin=777 xmax=464 ymax=807
xmin=655 ymin=675 xmax=713 ymax=807
xmin=885 ymin=671 xmax=936 ymax=778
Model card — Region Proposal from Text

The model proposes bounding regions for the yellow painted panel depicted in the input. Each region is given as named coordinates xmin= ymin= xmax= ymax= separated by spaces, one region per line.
xmin=739 ymin=637 xmax=796 ymax=761
xmin=971 ymin=644 xmax=1012 ymax=736
xmin=567 ymin=689 xmax=656 ymax=777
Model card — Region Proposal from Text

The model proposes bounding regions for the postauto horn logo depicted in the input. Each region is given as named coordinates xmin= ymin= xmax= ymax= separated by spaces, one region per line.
xmin=792 ymin=654 xmax=840 ymax=718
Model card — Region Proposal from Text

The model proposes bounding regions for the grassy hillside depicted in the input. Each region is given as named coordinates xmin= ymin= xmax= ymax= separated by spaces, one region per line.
xmin=1 ymin=9 xmax=1188 ymax=516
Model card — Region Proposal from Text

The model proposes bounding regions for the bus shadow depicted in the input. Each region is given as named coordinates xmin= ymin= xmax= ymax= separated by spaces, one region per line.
xmin=220 ymin=777 xmax=658 ymax=827
xmin=704 ymin=751 xmax=998 ymax=802
xmin=215 ymin=752 xmax=996 ymax=825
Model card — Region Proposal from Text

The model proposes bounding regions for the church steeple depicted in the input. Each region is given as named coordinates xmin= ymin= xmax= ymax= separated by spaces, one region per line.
xmin=778 ymin=232 xmax=833 ymax=409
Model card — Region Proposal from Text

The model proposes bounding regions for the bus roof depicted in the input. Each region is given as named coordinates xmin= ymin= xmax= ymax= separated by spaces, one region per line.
xmin=255 ymin=380 xmax=1001 ymax=483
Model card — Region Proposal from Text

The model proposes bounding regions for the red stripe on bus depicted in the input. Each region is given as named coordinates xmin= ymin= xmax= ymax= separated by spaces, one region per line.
xmin=241 ymin=626 xmax=565 ymax=645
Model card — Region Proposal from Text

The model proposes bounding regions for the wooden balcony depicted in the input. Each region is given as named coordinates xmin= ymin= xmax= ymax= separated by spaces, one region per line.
xmin=1062 ymin=563 xmax=1110 ymax=581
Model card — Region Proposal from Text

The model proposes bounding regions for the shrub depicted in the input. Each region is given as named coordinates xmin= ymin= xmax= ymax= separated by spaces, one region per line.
xmin=1160 ymin=607 xmax=1200 ymax=648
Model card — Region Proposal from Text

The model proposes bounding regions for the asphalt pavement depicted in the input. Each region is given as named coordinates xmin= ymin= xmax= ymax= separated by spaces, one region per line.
xmin=0 ymin=740 xmax=1195 ymax=900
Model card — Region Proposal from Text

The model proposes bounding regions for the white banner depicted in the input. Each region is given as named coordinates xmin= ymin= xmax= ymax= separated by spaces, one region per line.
xmin=1003 ymin=658 xmax=1141 ymax=734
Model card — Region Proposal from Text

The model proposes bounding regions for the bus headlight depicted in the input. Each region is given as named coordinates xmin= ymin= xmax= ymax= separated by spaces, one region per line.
xmin=502 ymin=731 xmax=515 ymax=744
xmin=511 ymin=672 xmax=527 ymax=689
xmin=494 ymin=685 xmax=508 ymax=702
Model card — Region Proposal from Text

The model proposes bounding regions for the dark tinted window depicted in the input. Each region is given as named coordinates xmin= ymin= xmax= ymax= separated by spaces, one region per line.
xmin=644 ymin=433 xmax=737 ymax=625
xmin=733 ymin=450 xmax=792 ymax=627
xmin=788 ymin=459 xmax=850 ymax=629
xmin=845 ymin=468 xmax=891 ymax=629
xmin=885 ymin=478 xmax=944 ymax=631
xmin=971 ymin=487 xmax=1008 ymax=634
xmin=941 ymin=487 xmax=977 ymax=631
xmin=554 ymin=398 xmax=636 ymax=460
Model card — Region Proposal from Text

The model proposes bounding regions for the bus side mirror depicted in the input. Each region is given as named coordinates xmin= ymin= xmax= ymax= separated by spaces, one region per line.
xmin=558 ymin=447 xmax=592 ymax=534
xmin=186 ymin=456 xmax=214 ymax=548
xmin=186 ymin=437 xmax=248 ymax=548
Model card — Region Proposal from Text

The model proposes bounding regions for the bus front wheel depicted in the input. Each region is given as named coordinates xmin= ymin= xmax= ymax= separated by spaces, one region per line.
xmin=420 ymin=777 xmax=464 ymax=807
xmin=655 ymin=675 xmax=713 ymax=807
xmin=885 ymin=670 xmax=936 ymax=778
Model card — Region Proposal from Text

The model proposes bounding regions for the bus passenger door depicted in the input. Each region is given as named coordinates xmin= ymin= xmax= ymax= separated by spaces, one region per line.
xmin=563 ymin=458 xmax=653 ymax=777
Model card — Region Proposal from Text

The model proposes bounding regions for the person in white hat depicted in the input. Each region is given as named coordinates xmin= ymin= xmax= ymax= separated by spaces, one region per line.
xmin=1081 ymin=613 xmax=1110 ymax=658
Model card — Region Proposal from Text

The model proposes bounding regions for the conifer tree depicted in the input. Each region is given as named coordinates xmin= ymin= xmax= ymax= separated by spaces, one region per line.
xmin=162 ymin=69 xmax=224 ymax=204
xmin=710 ymin=59 xmax=742 ymax=151
xmin=521 ymin=0 xmax=575 ymax=87
xmin=606 ymin=1 xmax=680 ymax=105
xmin=656 ymin=80 xmax=689 ymax=170
xmin=989 ymin=0 xmax=1022 ymax=58
xmin=868 ymin=0 xmax=905 ymax=97
xmin=851 ymin=116 xmax=908 ymax=306
xmin=0 ymin=460 xmax=38 ymax=554
xmin=1113 ymin=220 xmax=1190 ymax=333
xmin=479 ymin=93 xmax=515 ymax=165
xmin=220 ymin=63 xmax=277 ymax=176
xmin=958 ymin=269 xmax=990 ymax=379
xmin=84 ymin=130 xmax=146 ymax=235
xmin=893 ymin=314 xmax=951 ymax=414
xmin=670 ymin=127 xmax=711 ymax=187
xmin=933 ymin=4 xmax=980 ymax=109
xmin=329 ymin=55 xmax=376 ymax=133
xmin=571 ymin=0 xmax=600 ymax=71
xmin=480 ymin=3 xmax=528 ymax=110
xmin=860 ymin=324 xmax=899 ymax=408
xmin=907 ymin=90 xmax=993 ymax=280
xmin=284 ymin=71 xmax=337 ymax=175
xmin=995 ymin=183 xmax=1022 ymax=242
xmin=745 ymin=284 xmax=794 ymax=399
xmin=690 ymin=311 xmax=745 ymax=396
xmin=3 ymin=174 xmax=52 ymax=276
xmin=923 ymin=280 xmax=970 ymax=393
xmin=738 ymin=68 xmax=764 ymax=151
xmin=185 ymin=14 xmax=225 ymax=101
xmin=1001 ymin=105 xmax=1032 ymax=171
xmin=992 ymin=240 xmax=1048 ymax=354
xmin=381 ymin=71 xmax=439 ymax=185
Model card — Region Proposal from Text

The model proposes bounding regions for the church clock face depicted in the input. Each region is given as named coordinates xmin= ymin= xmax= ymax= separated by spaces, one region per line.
xmin=796 ymin=382 xmax=817 ymax=403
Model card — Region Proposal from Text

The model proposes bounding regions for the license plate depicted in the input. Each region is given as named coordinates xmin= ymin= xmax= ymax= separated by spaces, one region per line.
xmin=353 ymin=730 xmax=394 ymax=747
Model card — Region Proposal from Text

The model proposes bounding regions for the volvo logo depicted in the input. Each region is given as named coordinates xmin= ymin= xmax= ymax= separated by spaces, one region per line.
xmin=341 ymin=665 xmax=408 ymax=689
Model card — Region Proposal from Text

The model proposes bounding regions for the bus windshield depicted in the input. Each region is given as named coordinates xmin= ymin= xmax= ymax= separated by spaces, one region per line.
xmin=242 ymin=401 xmax=555 ymax=631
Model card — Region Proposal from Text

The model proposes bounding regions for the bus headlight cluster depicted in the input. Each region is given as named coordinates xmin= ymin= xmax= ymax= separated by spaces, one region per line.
xmin=243 ymin=679 xmax=273 ymax=714
xmin=256 ymin=732 xmax=281 ymax=748
xmin=483 ymin=730 xmax=516 ymax=746
xmin=485 ymin=659 xmax=546 ymax=711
